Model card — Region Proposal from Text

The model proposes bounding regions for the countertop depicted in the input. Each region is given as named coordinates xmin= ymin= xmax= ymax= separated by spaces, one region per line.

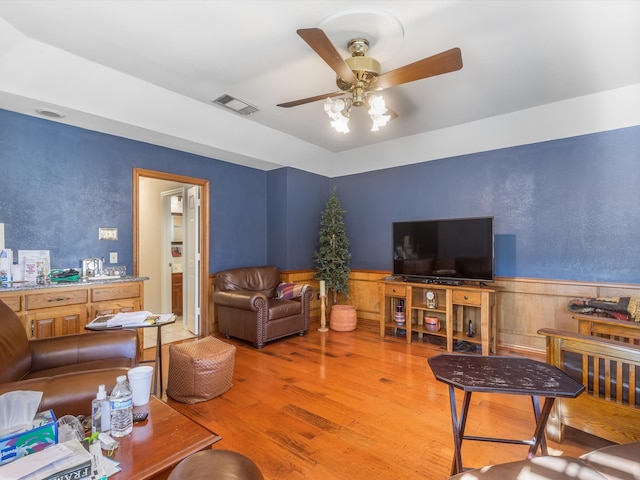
xmin=0 ymin=275 xmax=149 ymax=292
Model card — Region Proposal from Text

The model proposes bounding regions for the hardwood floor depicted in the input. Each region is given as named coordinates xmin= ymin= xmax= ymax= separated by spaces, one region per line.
xmin=145 ymin=321 xmax=612 ymax=480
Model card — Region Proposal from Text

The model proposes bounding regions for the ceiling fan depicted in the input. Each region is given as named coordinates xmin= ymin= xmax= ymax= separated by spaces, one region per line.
xmin=277 ymin=28 xmax=463 ymax=132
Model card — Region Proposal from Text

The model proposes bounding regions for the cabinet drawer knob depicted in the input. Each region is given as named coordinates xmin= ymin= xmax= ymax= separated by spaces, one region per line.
xmin=49 ymin=296 xmax=68 ymax=302
xmin=464 ymin=295 xmax=469 ymax=300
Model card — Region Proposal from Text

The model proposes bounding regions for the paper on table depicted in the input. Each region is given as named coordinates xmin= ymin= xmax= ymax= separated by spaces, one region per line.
xmin=99 ymin=454 xmax=121 ymax=476
xmin=106 ymin=311 xmax=152 ymax=327
xmin=0 ymin=440 xmax=90 ymax=480
xmin=146 ymin=313 xmax=175 ymax=325
xmin=87 ymin=312 xmax=174 ymax=330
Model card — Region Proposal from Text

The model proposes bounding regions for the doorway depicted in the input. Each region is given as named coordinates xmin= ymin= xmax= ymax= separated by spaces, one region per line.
xmin=133 ymin=168 xmax=210 ymax=343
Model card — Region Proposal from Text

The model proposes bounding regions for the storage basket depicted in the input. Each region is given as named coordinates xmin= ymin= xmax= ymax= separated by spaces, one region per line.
xmin=330 ymin=305 xmax=357 ymax=332
xmin=167 ymin=337 xmax=236 ymax=404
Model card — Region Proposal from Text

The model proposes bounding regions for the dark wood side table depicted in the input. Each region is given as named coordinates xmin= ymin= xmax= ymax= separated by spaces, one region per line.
xmin=428 ymin=353 xmax=585 ymax=475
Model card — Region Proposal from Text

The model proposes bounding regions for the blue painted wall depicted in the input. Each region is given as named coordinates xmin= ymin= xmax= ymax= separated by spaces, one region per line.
xmin=0 ymin=109 xmax=267 ymax=273
xmin=2 ymin=108 xmax=639 ymax=283
xmin=333 ymin=126 xmax=640 ymax=283
xmin=267 ymin=168 xmax=329 ymax=270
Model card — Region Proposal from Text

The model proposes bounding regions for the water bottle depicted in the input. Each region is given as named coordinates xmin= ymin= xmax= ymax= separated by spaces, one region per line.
xmin=92 ymin=384 xmax=111 ymax=434
xmin=110 ymin=375 xmax=133 ymax=437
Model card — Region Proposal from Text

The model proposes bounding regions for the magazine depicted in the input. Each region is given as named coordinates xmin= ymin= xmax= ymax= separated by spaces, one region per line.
xmin=0 ymin=440 xmax=91 ymax=480
xmin=86 ymin=312 xmax=174 ymax=329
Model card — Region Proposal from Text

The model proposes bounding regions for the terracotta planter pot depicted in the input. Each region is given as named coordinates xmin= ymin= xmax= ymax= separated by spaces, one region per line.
xmin=330 ymin=305 xmax=357 ymax=332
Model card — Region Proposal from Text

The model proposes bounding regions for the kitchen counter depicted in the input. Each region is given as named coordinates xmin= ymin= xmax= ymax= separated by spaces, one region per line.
xmin=0 ymin=275 xmax=149 ymax=292
xmin=0 ymin=276 xmax=148 ymax=346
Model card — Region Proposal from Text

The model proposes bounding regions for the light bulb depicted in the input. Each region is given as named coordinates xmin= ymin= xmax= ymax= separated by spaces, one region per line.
xmin=370 ymin=114 xmax=390 ymax=131
xmin=331 ymin=115 xmax=350 ymax=133
xmin=368 ymin=95 xmax=387 ymax=116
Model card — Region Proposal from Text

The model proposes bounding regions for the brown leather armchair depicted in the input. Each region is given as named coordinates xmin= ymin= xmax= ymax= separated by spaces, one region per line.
xmin=0 ymin=299 xmax=138 ymax=416
xmin=213 ymin=266 xmax=313 ymax=349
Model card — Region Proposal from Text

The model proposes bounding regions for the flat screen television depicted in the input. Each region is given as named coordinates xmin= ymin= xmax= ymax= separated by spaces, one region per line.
xmin=393 ymin=217 xmax=494 ymax=285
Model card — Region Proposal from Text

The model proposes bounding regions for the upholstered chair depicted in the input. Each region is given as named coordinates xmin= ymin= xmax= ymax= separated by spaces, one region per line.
xmin=212 ymin=265 xmax=313 ymax=349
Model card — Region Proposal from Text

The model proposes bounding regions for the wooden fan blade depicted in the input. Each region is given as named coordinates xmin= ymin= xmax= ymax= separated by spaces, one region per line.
xmin=277 ymin=91 xmax=344 ymax=108
xmin=374 ymin=47 xmax=462 ymax=90
xmin=297 ymin=28 xmax=357 ymax=84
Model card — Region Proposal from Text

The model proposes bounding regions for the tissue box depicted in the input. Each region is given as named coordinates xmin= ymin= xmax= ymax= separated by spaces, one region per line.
xmin=0 ymin=409 xmax=58 ymax=465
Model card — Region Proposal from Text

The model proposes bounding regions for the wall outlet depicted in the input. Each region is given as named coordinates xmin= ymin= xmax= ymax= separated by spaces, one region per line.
xmin=109 ymin=252 xmax=118 ymax=264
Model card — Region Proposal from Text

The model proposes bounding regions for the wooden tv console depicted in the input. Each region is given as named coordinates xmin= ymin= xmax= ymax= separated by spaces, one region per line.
xmin=379 ymin=279 xmax=497 ymax=355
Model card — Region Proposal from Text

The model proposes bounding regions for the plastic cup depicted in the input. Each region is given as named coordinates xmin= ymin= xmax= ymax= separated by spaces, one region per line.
xmin=127 ymin=366 xmax=154 ymax=406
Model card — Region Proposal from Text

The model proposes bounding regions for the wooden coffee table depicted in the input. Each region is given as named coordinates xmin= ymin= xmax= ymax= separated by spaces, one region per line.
xmin=110 ymin=396 xmax=221 ymax=479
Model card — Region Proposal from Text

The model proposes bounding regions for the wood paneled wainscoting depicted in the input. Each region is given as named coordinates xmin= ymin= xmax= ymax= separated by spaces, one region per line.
xmin=279 ymin=270 xmax=385 ymax=323
xmin=209 ymin=269 xmax=640 ymax=354
xmin=493 ymin=277 xmax=640 ymax=353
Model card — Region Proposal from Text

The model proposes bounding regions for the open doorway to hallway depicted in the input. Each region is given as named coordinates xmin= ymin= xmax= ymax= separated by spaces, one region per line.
xmin=143 ymin=320 xmax=194 ymax=349
xmin=133 ymin=169 xmax=210 ymax=348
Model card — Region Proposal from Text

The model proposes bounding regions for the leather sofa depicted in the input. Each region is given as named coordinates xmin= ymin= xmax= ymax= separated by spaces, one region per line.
xmin=448 ymin=441 xmax=640 ymax=480
xmin=0 ymin=299 xmax=138 ymax=417
xmin=213 ymin=265 xmax=313 ymax=349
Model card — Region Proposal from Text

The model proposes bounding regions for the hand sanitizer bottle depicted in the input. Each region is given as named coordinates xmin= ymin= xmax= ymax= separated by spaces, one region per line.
xmin=92 ymin=384 xmax=111 ymax=434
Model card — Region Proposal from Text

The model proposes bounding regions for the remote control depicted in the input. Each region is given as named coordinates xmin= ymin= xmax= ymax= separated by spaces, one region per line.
xmin=133 ymin=412 xmax=148 ymax=422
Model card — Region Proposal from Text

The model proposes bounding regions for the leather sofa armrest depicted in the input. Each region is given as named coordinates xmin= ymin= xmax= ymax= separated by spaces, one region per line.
xmin=29 ymin=329 xmax=138 ymax=373
xmin=0 ymin=367 xmax=132 ymax=416
xmin=300 ymin=285 xmax=313 ymax=312
xmin=213 ymin=290 xmax=268 ymax=311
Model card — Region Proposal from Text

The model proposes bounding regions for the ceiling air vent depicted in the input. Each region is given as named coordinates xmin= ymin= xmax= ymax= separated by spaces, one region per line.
xmin=213 ymin=94 xmax=258 ymax=116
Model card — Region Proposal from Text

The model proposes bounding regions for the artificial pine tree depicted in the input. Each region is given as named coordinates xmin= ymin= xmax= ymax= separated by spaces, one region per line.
xmin=314 ymin=187 xmax=351 ymax=305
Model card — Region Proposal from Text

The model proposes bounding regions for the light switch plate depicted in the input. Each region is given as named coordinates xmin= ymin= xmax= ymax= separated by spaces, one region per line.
xmin=99 ymin=227 xmax=118 ymax=240
xmin=109 ymin=252 xmax=118 ymax=263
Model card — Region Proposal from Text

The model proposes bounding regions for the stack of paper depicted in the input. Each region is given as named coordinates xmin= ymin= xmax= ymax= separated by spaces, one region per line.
xmin=0 ymin=440 xmax=91 ymax=480
xmin=106 ymin=311 xmax=152 ymax=327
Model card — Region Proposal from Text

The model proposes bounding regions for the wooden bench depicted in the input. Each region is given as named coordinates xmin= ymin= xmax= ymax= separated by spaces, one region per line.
xmin=574 ymin=313 xmax=640 ymax=344
xmin=538 ymin=314 xmax=640 ymax=444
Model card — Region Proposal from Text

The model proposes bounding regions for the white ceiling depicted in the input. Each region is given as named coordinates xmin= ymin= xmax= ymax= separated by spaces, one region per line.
xmin=1 ymin=1 xmax=639 ymax=177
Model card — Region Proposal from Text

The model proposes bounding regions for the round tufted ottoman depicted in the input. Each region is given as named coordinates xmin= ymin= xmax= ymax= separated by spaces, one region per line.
xmin=168 ymin=450 xmax=264 ymax=480
xmin=166 ymin=336 xmax=236 ymax=404
xmin=447 ymin=455 xmax=607 ymax=480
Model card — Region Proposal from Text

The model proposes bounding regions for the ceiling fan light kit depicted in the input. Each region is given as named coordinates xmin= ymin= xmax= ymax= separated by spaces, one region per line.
xmin=324 ymin=97 xmax=350 ymax=133
xmin=278 ymin=25 xmax=463 ymax=134
xmin=367 ymin=95 xmax=391 ymax=132
xmin=324 ymin=93 xmax=390 ymax=133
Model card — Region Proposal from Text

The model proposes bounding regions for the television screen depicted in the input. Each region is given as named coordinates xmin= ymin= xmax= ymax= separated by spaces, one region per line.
xmin=393 ymin=217 xmax=494 ymax=284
